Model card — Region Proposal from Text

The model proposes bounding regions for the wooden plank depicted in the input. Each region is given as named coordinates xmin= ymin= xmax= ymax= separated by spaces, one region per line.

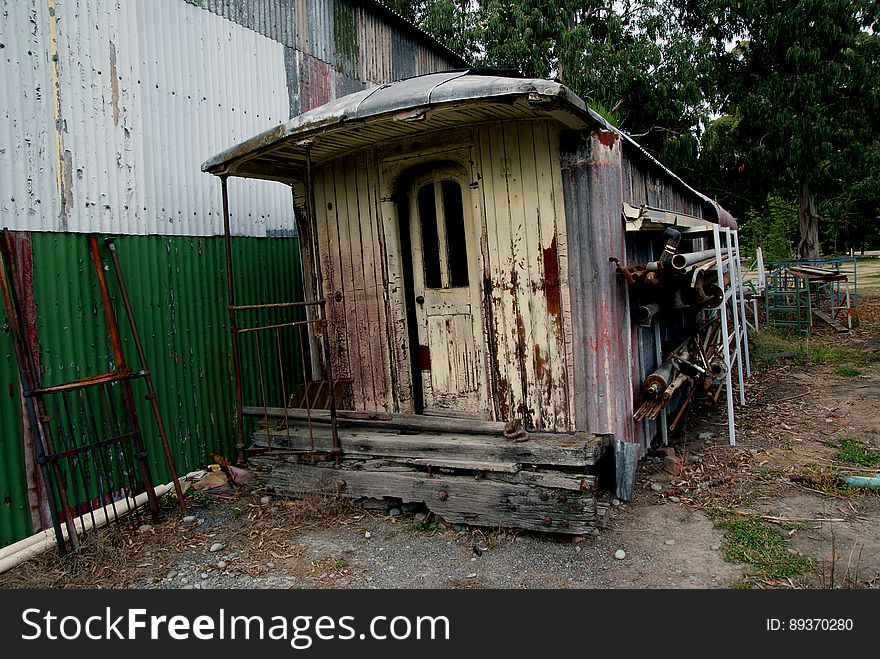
xmin=335 ymin=157 xmax=370 ymax=409
xmin=517 ymin=120 xmax=553 ymax=431
xmin=377 ymin=162 xmax=413 ymax=413
xmin=386 ymin=457 xmax=521 ymax=473
xmin=252 ymin=424 xmax=603 ymax=467
xmin=365 ymin=150 xmax=397 ymax=412
xmin=534 ymin=122 xmax=572 ymax=431
xmin=252 ymin=458 xmax=598 ymax=534
xmin=315 ymin=165 xmax=351 ymax=385
xmin=504 ymin=121 xmax=542 ymax=432
xmin=479 ymin=124 xmax=519 ymax=421
xmin=814 ymin=309 xmax=849 ymax=333
xmin=244 ymin=405 xmax=506 ymax=433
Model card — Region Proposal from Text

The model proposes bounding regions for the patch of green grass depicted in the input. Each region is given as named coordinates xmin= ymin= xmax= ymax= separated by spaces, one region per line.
xmin=185 ymin=489 xmax=212 ymax=507
xmin=718 ymin=517 xmax=814 ymax=580
xmin=407 ymin=516 xmax=442 ymax=535
xmin=835 ymin=437 xmax=880 ymax=467
xmin=382 ymin=531 xmax=397 ymax=541
xmin=331 ymin=559 xmax=348 ymax=570
xmin=750 ymin=330 xmax=857 ymax=370
xmin=835 ymin=366 xmax=863 ymax=377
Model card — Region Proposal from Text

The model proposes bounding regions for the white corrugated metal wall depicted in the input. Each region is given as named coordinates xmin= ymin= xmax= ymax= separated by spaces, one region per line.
xmin=1 ymin=0 xmax=463 ymax=237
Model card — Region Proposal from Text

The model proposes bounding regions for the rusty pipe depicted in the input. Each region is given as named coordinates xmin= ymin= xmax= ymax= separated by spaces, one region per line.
xmin=644 ymin=360 xmax=675 ymax=397
xmin=88 ymin=236 xmax=160 ymax=523
xmin=634 ymin=302 xmax=660 ymax=326
xmin=105 ymin=237 xmax=186 ymax=514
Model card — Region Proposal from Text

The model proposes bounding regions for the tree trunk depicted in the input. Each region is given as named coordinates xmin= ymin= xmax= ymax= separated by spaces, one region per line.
xmin=797 ymin=180 xmax=820 ymax=258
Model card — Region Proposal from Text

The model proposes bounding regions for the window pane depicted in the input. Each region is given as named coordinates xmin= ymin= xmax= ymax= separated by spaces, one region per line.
xmin=418 ymin=183 xmax=441 ymax=289
xmin=442 ymin=180 xmax=469 ymax=287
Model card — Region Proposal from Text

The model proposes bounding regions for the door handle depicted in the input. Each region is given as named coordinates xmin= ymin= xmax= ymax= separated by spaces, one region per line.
xmin=415 ymin=295 xmax=425 ymax=305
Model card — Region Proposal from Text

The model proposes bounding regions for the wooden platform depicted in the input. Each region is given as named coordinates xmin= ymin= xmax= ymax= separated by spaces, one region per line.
xmin=248 ymin=410 xmax=611 ymax=534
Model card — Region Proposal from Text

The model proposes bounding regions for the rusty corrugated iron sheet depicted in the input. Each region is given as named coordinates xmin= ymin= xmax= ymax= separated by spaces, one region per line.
xmin=300 ymin=53 xmax=334 ymax=112
xmin=561 ymin=131 xmax=635 ymax=444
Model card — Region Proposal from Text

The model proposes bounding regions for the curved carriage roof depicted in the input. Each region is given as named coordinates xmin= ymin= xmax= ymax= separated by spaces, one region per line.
xmin=203 ymin=70 xmax=735 ymax=228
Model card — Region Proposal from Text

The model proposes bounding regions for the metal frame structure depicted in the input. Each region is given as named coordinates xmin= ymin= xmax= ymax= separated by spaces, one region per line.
xmin=0 ymin=230 xmax=179 ymax=557
xmin=219 ymin=152 xmax=341 ymax=466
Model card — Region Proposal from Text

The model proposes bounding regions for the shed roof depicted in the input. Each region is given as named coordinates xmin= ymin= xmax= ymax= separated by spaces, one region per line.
xmin=202 ymin=70 xmax=735 ymax=228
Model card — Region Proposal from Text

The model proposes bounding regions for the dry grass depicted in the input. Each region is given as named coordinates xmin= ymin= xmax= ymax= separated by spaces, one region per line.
xmin=0 ymin=490 xmax=372 ymax=589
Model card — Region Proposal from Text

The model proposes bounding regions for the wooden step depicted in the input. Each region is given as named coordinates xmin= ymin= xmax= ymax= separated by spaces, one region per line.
xmin=252 ymin=423 xmax=607 ymax=468
xmin=252 ymin=456 xmax=598 ymax=535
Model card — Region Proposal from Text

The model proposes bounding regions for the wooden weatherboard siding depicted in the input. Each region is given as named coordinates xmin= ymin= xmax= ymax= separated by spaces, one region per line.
xmin=310 ymin=120 xmax=575 ymax=430
xmin=474 ymin=121 xmax=574 ymax=432
xmin=313 ymin=150 xmax=394 ymax=412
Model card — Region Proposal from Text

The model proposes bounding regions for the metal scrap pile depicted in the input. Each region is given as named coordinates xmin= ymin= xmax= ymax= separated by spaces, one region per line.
xmin=611 ymin=228 xmax=730 ymax=323
xmin=633 ymin=319 xmax=727 ymax=428
xmin=611 ymin=227 xmax=732 ymax=430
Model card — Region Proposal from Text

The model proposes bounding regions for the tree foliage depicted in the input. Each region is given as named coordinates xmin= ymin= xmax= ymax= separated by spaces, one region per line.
xmin=389 ymin=0 xmax=880 ymax=255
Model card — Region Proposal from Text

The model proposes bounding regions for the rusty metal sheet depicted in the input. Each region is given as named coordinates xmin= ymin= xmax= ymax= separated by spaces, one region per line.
xmin=561 ymin=130 xmax=635 ymax=445
xmin=300 ymin=52 xmax=334 ymax=112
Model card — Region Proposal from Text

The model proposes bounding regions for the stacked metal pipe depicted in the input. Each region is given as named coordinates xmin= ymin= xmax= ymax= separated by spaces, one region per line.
xmin=633 ymin=319 xmax=727 ymax=429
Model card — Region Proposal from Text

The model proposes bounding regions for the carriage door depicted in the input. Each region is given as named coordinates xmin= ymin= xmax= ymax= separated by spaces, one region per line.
xmin=408 ymin=171 xmax=485 ymax=417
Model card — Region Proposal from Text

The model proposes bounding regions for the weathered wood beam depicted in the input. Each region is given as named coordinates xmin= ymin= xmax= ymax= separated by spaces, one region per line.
xmin=252 ymin=457 xmax=598 ymax=534
xmin=243 ymin=406 xmax=508 ymax=435
xmin=252 ymin=424 xmax=605 ymax=467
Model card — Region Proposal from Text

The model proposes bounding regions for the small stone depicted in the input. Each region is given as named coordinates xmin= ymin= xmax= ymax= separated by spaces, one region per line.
xmin=664 ymin=539 xmax=675 ymax=546
xmin=711 ymin=544 xmax=721 ymax=551
xmin=201 ymin=573 xmax=209 ymax=580
xmin=182 ymin=584 xmax=194 ymax=590
xmin=591 ymin=528 xmax=600 ymax=537
xmin=182 ymin=516 xmax=196 ymax=524
xmin=614 ymin=549 xmax=626 ymax=560
xmin=466 ymin=573 xmax=477 ymax=578
xmin=217 ymin=561 xmax=227 ymax=569
xmin=650 ymin=482 xmax=663 ymax=492
xmin=267 ymin=562 xmax=275 ymax=569
xmin=453 ymin=524 xmax=465 ymax=532
xmin=260 ymin=496 xmax=271 ymax=505
xmin=194 ymin=583 xmax=201 ymax=590
xmin=749 ymin=448 xmax=759 ymax=456
xmin=209 ymin=542 xmax=225 ymax=553
xmin=389 ymin=508 xmax=401 ymax=517
xmin=698 ymin=432 xmax=713 ymax=441
xmin=652 ymin=456 xmax=661 ymax=464
xmin=138 ymin=524 xmax=152 ymax=533
xmin=414 ymin=513 xmax=426 ymax=522
xmin=197 ymin=518 xmax=205 ymax=526
xmin=611 ymin=498 xmax=621 ymax=507
xmin=180 ymin=577 xmax=189 ymax=585
xmin=668 ymin=496 xmax=681 ymax=503
xmin=364 ymin=531 xmax=372 ymax=539
xmin=470 ymin=557 xmax=477 ymax=562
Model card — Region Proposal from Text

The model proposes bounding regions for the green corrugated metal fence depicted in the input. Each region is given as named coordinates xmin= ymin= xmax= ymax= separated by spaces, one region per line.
xmin=0 ymin=232 xmax=303 ymax=547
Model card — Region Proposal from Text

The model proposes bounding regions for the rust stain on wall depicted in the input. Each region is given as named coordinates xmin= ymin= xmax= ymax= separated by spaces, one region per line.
xmin=418 ymin=344 xmax=431 ymax=371
xmin=597 ymin=130 xmax=619 ymax=148
xmin=542 ymin=235 xmax=560 ymax=317
xmin=109 ymin=43 xmax=120 ymax=126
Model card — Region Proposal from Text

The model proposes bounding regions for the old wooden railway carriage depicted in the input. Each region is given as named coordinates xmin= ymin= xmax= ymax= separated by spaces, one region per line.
xmin=203 ymin=71 xmax=739 ymax=533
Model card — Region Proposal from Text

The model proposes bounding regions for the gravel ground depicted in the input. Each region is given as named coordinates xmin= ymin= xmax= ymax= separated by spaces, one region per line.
xmin=116 ymin=471 xmax=742 ymax=591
